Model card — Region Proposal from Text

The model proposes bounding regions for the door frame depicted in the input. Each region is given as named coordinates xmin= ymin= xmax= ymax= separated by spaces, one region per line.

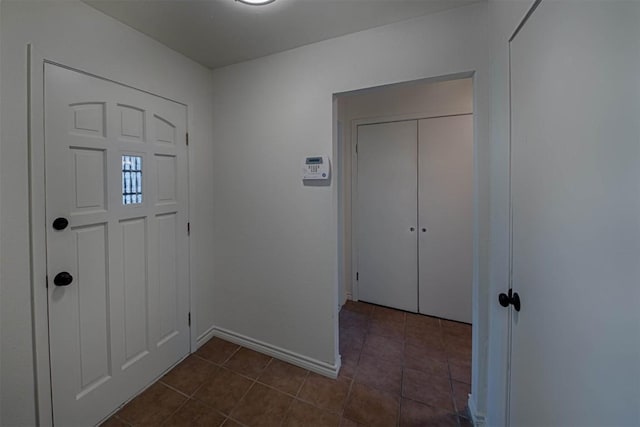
xmin=504 ymin=1 xmax=545 ymax=424
xmin=27 ymin=45 xmax=194 ymax=426
xmin=350 ymin=110 xmax=473 ymax=305
xmin=341 ymin=72 xmax=481 ymax=420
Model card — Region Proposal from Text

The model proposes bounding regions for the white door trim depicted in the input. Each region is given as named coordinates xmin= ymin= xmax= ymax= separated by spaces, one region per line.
xmin=350 ymin=111 xmax=473 ymax=303
xmin=504 ymin=2 xmax=544 ymax=425
xmin=27 ymin=46 xmax=193 ymax=426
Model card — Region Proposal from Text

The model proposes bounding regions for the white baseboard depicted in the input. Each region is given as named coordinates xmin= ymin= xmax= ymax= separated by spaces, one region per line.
xmin=197 ymin=325 xmax=341 ymax=379
xmin=468 ymin=394 xmax=486 ymax=426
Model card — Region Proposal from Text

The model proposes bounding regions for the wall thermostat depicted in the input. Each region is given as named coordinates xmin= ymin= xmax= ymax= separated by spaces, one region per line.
xmin=302 ymin=155 xmax=330 ymax=180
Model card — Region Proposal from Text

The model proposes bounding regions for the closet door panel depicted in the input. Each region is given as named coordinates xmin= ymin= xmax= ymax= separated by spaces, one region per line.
xmin=357 ymin=120 xmax=418 ymax=312
xmin=418 ymin=115 xmax=473 ymax=322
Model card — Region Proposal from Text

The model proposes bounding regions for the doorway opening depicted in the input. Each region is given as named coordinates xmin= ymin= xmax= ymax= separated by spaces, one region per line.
xmin=334 ymin=75 xmax=474 ymax=423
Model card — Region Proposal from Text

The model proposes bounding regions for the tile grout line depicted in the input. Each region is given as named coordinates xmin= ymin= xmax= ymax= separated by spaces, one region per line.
xmin=193 ymin=352 xmax=224 ymax=365
xmin=157 ymin=393 xmax=192 ymax=427
xmin=244 ymin=352 xmax=305 ymax=425
xmin=293 ymin=368 xmax=351 ymax=417
xmin=226 ymin=371 xmax=262 ymax=422
xmin=279 ymin=392 xmax=297 ymax=426
xmin=294 ymin=370 xmax=311 ymax=398
xmin=158 ymin=363 xmax=232 ymax=426
xmin=342 ymin=376 xmax=357 ymax=425
xmin=398 ymin=311 xmax=409 ymax=427
xmin=273 ymin=372 xmax=361 ymax=415
xmin=189 ymin=357 xmax=309 ymax=414
xmin=442 ymin=318 xmax=464 ymax=427
xmin=222 ymin=345 xmax=243 ymax=366
xmin=225 ymin=413 xmax=250 ymax=427
xmin=113 ymin=414 xmax=132 ymax=427
xmin=159 ymin=379 xmax=198 ymax=400
xmin=185 ymin=365 xmax=269 ymax=422
xmin=339 ymin=311 xmax=368 ymax=425
xmin=252 ymin=378 xmax=307 ymax=401
xmin=184 ymin=358 xmax=228 ymax=404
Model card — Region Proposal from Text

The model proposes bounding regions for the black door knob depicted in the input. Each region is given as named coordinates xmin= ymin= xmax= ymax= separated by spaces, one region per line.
xmin=498 ymin=289 xmax=521 ymax=312
xmin=498 ymin=292 xmax=510 ymax=307
xmin=54 ymin=272 xmax=73 ymax=287
xmin=511 ymin=292 xmax=521 ymax=312
xmin=53 ymin=217 xmax=69 ymax=230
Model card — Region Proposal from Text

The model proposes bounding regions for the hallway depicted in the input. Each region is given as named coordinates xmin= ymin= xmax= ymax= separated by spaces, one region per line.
xmin=102 ymin=301 xmax=472 ymax=426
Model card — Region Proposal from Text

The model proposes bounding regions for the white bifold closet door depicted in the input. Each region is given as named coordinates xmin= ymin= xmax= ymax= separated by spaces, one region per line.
xmin=418 ymin=115 xmax=473 ymax=323
xmin=357 ymin=121 xmax=419 ymax=312
xmin=357 ymin=115 xmax=472 ymax=322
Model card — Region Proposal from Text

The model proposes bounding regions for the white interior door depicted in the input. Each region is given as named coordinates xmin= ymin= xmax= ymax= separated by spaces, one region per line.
xmin=509 ymin=2 xmax=640 ymax=425
xmin=418 ymin=115 xmax=473 ymax=323
xmin=45 ymin=64 xmax=190 ymax=426
xmin=357 ymin=121 xmax=418 ymax=312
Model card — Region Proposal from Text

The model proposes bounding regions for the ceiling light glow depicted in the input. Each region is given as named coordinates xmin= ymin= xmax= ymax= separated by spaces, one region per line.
xmin=236 ymin=0 xmax=276 ymax=5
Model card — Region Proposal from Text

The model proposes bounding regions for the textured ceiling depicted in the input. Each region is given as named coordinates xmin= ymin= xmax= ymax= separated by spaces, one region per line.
xmin=85 ymin=0 xmax=477 ymax=69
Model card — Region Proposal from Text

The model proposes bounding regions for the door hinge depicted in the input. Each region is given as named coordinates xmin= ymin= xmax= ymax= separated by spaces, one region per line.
xmin=186 ymin=132 xmax=189 ymax=146
xmin=355 ymin=144 xmax=358 ymax=154
xmin=188 ymin=312 xmax=191 ymax=327
xmin=356 ymin=272 xmax=359 ymax=281
xmin=46 ymin=275 xmax=49 ymax=289
xmin=187 ymin=222 xmax=191 ymax=235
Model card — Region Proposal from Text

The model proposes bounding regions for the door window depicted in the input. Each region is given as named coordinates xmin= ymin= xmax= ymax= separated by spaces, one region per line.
xmin=122 ymin=155 xmax=142 ymax=205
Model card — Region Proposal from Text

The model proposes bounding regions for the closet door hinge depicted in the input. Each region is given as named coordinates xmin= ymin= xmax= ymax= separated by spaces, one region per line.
xmin=187 ymin=222 xmax=191 ymax=235
xmin=355 ymin=144 xmax=358 ymax=154
xmin=186 ymin=132 xmax=189 ymax=146
xmin=356 ymin=272 xmax=359 ymax=281
xmin=46 ymin=275 xmax=49 ymax=289
xmin=188 ymin=312 xmax=191 ymax=327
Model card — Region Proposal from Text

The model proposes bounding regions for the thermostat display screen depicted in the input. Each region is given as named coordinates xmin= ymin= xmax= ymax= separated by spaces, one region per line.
xmin=306 ymin=157 xmax=323 ymax=164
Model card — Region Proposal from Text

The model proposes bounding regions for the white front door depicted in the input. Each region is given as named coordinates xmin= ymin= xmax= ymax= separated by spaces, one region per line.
xmin=45 ymin=64 xmax=190 ymax=426
xmin=509 ymin=1 xmax=640 ymax=425
xmin=418 ymin=115 xmax=473 ymax=323
xmin=357 ymin=120 xmax=418 ymax=312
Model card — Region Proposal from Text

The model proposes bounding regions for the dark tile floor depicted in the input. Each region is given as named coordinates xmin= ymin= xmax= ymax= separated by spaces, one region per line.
xmin=102 ymin=301 xmax=472 ymax=427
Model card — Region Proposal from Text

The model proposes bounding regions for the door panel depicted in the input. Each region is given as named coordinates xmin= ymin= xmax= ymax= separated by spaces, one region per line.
xmin=121 ymin=217 xmax=149 ymax=365
xmin=45 ymin=64 xmax=189 ymax=426
xmin=74 ymin=224 xmax=110 ymax=394
xmin=418 ymin=115 xmax=473 ymax=323
xmin=157 ymin=212 xmax=179 ymax=344
xmin=357 ymin=121 xmax=418 ymax=312
xmin=509 ymin=2 xmax=640 ymax=425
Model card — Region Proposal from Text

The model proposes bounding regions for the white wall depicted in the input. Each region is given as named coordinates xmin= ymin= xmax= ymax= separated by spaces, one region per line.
xmin=0 ymin=2 xmax=214 ymax=425
xmin=209 ymin=0 xmax=490 ymax=416
xmin=337 ymin=77 xmax=473 ymax=303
